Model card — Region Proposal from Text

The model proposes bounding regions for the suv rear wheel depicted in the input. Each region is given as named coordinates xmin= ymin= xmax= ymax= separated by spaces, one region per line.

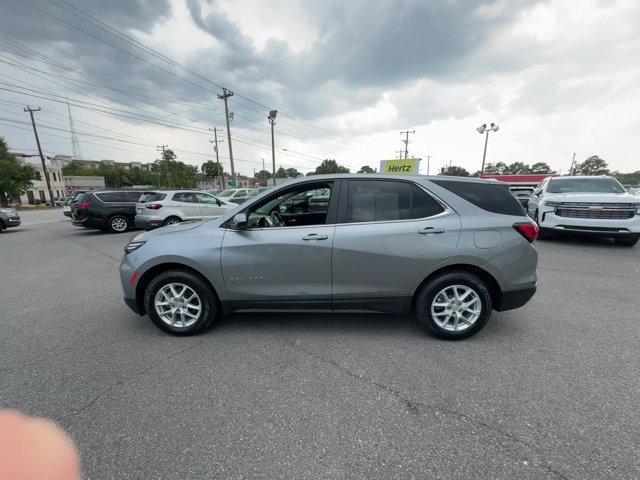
xmin=144 ymin=269 xmax=219 ymax=335
xmin=415 ymin=271 xmax=493 ymax=340
xmin=614 ymin=235 xmax=639 ymax=247
xmin=108 ymin=215 xmax=130 ymax=233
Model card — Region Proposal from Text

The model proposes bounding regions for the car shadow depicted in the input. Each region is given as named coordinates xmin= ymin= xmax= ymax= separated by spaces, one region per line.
xmin=539 ymin=234 xmax=621 ymax=247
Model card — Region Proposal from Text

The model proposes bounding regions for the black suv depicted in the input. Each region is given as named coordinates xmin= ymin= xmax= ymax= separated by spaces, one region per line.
xmin=71 ymin=190 xmax=144 ymax=233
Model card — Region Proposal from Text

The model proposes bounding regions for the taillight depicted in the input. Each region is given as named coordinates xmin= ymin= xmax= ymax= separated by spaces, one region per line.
xmin=145 ymin=204 xmax=163 ymax=210
xmin=513 ymin=222 xmax=539 ymax=243
xmin=77 ymin=202 xmax=91 ymax=209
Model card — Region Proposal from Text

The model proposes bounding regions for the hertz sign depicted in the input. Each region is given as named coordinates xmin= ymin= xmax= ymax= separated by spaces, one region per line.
xmin=380 ymin=158 xmax=420 ymax=175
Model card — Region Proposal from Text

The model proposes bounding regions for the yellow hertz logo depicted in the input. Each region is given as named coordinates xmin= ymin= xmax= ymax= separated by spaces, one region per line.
xmin=382 ymin=159 xmax=419 ymax=175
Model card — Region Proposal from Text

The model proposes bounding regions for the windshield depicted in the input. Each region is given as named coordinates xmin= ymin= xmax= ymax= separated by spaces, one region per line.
xmin=547 ymin=178 xmax=625 ymax=194
xmin=216 ymin=190 xmax=235 ymax=197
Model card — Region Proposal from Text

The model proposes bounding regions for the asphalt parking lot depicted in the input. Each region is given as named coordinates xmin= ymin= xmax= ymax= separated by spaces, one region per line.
xmin=1 ymin=209 xmax=639 ymax=479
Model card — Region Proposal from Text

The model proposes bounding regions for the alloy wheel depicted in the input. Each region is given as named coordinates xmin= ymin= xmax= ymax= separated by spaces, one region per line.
xmin=111 ymin=217 xmax=128 ymax=232
xmin=430 ymin=284 xmax=481 ymax=333
xmin=154 ymin=283 xmax=202 ymax=328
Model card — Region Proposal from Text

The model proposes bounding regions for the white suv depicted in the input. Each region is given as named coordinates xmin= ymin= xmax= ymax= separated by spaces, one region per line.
xmin=527 ymin=176 xmax=640 ymax=246
xmin=134 ymin=190 xmax=233 ymax=230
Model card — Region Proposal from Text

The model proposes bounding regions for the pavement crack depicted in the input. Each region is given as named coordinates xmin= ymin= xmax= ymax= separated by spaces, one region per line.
xmin=251 ymin=323 xmax=568 ymax=479
xmin=65 ymin=339 xmax=204 ymax=423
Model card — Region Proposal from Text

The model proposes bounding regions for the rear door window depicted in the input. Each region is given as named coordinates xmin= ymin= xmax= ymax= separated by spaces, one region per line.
xmin=432 ymin=180 xmax=525 ymax=216
xmin=344 ymin=180 xmax=444 ymax=223
xmin=124 ymin=191 xmax=143 ymax=202
xmin=96 ymin=192 xmax=128 ymax=203
xmin=173 ymin=192 xmax=198 ymax=203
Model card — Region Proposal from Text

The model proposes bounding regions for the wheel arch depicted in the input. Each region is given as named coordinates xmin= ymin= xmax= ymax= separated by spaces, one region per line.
xmin=135 ymin=262 xmax=220 ymax=315
xmin=410 ymin=264 xmax=502 ymax=312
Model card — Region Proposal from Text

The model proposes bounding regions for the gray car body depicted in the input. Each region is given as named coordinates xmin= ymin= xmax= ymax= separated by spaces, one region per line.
xmin=120 ymin=174 xmax=538 ymax=315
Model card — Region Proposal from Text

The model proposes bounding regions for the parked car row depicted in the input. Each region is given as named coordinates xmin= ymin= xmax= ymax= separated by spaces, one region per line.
xmin=68 ymin=189 xmax=236 ymax=233
xmin=0 ymin=207 xmax=21 ymax=232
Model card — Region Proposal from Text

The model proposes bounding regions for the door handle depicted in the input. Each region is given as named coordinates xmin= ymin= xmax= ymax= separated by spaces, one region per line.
xmin=418 ymin=227 xmax=445 ymax=235
xmin=302 ymin=233 xmax=328 ymax=240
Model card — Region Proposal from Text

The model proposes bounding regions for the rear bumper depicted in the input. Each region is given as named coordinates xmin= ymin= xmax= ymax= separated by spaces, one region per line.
xmin=71 ymin=216 xmax=105 ymax=229
xmin=135 ymin=217 xmax=163 ymax=230
xmin=496 ymin=286 xmax=536 ymax=312
xmin=124 ymin=297 xmax=142 ymax=315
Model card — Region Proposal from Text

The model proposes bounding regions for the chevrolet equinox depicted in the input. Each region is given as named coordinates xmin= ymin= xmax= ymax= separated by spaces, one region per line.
xmin=120 ymin=175 xmax=538 ymax=339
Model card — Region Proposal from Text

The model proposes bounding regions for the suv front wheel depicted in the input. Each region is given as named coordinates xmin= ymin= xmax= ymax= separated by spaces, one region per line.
xmin=144 ymin=269 xmax=219 ymax=335
xmin=415 ymin=271 xmax=493 ymax=340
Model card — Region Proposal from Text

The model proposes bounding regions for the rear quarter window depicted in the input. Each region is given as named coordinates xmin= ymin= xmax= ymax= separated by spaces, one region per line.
xmin=432 ymin=180 xmax=526 ymax=216
xmin=139 ymin=192 xmax=167 ymax=203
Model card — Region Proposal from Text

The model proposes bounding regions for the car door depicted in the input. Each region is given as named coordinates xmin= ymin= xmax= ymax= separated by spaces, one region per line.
xmin=171 ymin=192 xmax=200 ymax=219
xmin=527 ymin=178 xmax=548 ymax=216
xmin=331 ymin=179 xmax=461 ymax=311
xmin=194 ymin=192 xmax=229 ymax=218
xmin=220 ymin=181 xmax=338 ymax=310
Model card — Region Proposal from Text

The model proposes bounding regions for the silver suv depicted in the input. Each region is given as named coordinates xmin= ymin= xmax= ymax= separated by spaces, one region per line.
xmin=134 ymin=190 xmax=233 ymax=230
xmin=120 ymin=175 xmax=538 ymax=339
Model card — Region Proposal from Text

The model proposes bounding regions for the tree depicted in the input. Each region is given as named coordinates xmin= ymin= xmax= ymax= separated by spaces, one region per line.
xmin=0 ymin=138 xmax=37 ymax=206
xmin=440 ymin=165 xmax=469 ymax=176
xmin=255 ymin=169 xmax=272 ymax=180
xmin=505 ymin=162 xmax=531 ymax=174
xmin=309 ymin=159 xmax=350 ymax=175
xmin=612 ymin=171 xmax=640 ymax=186
xmin=575 ymin=155 xmax=610 ymax=175
xmin=358 ymin=165 xmax=375 ymax=173
xmin=483 ymin=162 xmax=508 ymax=174
xmin=97 ymin=164 xmax=131 ymax=188
xmin=285 ymin=167 xmax=301 ymax=178
xmin=152 ymin=149 xmax=197 ymax=188
xmin=201 ymin=160 xmax=223 ymax=178
xmin=62 ymin=163 xmax=95 ymax=176
xmin=275 ymin=166 xmax=288 ymax=178
xmin=530 ymin=162 xmax=553 ymax=174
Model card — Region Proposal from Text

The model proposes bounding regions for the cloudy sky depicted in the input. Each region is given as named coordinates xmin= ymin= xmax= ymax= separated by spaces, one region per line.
xmin=1 ymin=0 xmax=639 ymax=176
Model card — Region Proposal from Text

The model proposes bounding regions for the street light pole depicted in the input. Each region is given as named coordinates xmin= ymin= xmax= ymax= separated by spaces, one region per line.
xmin=476 ymin=123 xmax=499 ymax=177
xmin=268 ymin=110 xmax=277 ymax=186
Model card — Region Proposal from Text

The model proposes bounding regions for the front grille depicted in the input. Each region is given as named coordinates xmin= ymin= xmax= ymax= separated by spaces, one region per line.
xmin=555 ymin=203 xmax=636 ymax=220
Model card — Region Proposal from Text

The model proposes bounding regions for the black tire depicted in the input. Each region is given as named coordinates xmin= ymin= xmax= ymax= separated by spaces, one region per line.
xmin=144 ymin=269 xmax=219 ymax=335
xmin=415 ymin=271 xmax=493 ymax=340
xmin=614 ymin=235 xmax=639 ymax=247
xmin=0 ymin=221 xmax=5 ymax=233
xmin=163 ymin=216 xmax=182 ymax=226
xmin=107 ymin=215 xmax=130 ymax=233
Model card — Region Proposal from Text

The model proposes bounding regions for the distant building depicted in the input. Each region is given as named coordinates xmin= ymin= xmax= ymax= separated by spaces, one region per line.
xmin=12 ymin=154 xmax=66 ymax=205
xmin=63 ymin=176 xmax=106 ymax=195
xmin=54 ymin=156 xmax=154 ymax=172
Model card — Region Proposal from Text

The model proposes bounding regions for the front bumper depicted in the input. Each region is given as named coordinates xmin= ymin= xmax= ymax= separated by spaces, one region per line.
xmin=538 ymin=209 xmax=640 ymax=235
xmin=5 ymin=216 xmax=21 ymax=227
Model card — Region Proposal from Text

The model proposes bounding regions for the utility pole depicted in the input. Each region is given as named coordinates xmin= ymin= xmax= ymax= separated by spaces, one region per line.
xmin=218 ymin=88 xmax=236 ymax=187
xmin=569 ymin=152 xmax=577 ymax=175
xmin=156 ymin=144 xmax=170 ymax=188
xmin=24 ymin=106 xmax=55 ymax=206
xmin=400 ymin=129 xmax=415 ymax=159
xmin=209 ymin=127 xmax=225 ymax=190
xmin=426 ymin=155 xmax=432 ymax=175
xmin=268 ymin=110 xmax=278 ymax=186
xmin=395 ymin=150 xmax=404 ymax=159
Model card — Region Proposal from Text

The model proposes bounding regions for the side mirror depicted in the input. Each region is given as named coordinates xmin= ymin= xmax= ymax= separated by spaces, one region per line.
xmin=216 ymin=198 xmax=222 ymax=207
xmin=231 ymin=213 xmax=248 ymax=229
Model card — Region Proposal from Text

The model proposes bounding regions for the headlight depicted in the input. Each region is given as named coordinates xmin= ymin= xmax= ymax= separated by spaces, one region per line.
xmin=636 ymin=207 xmax=640 ymax=215
xmin=124 ymin=241 xmax=146 ymax=255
